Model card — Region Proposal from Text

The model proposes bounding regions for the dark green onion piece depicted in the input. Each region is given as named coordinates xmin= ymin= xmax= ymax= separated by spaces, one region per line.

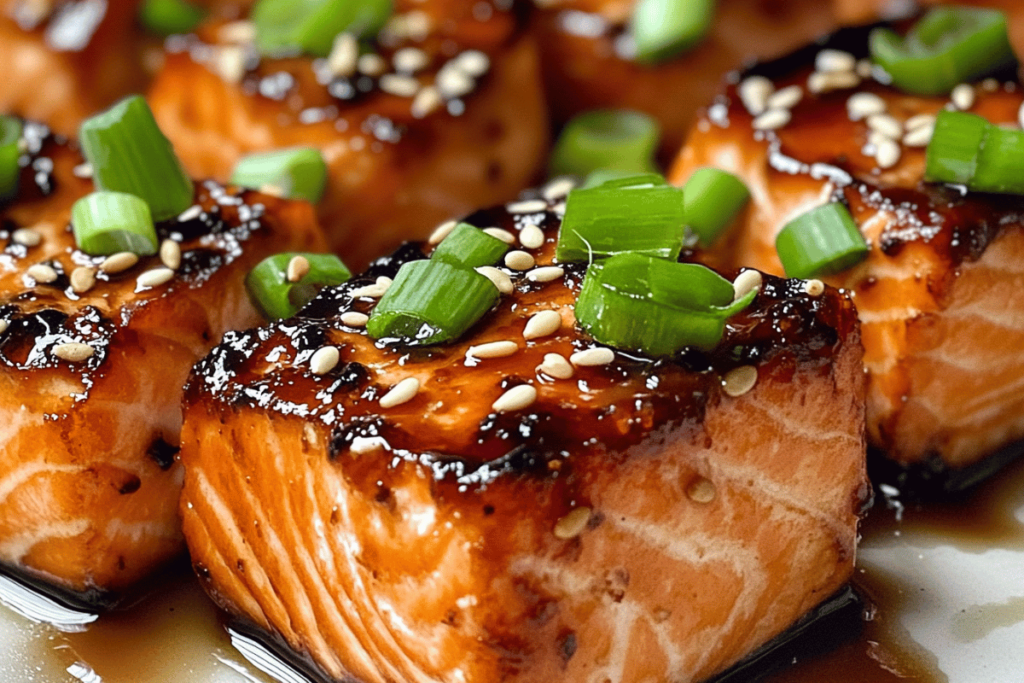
xmin=631 ymin=0 xmax=715 ymax=64
xmin=0 ymin=115 xmax=22 ymax=202
xmin=430 ymin=222 xmax=508 ymax=268
xmin=367 ymin=260 xmax=498 ymax=345
xmin=924 ymin=110 xmax=990 ymax=185
xmin=245 ymin=252 xmax=351 ymax=320
xmin=550 ymin=110 xmax=659 ymax=178
xmin=556 ymin=182 xmax=686 ymax=262
xmin=138 ymin=0 xmax=206 ymax=36
xmin=71 ymin=191 xmax=158 ymax=256
xmin=683 ymin=167 xmax=749 ymax=247
xmin=252 ymin=0 xmax=392 ymax=57
xmin=970 ymin=126 xmax=1024 ymax=194
xmin=869 ymin=7 xmax=1015 ymax=96
xmin=230 ymin=147 xmax=328 ymax=204
xmin=79 ymin=95 xmax=194 ymax=222
xmin=775 ymin=203 xmax=868 ymax=279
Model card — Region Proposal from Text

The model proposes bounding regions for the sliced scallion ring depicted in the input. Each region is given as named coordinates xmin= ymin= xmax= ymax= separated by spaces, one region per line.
xmin=775 ymin=203 xmax=868 ymax=279
xmin=924 ymin=110 xmax=990 ymax=185
xmin=683 ymin=167 xmax=749 ymax=247
xmin=430 ymin=222 xmax=508 ymax=269
xmin=550 ymin=110 xmax=660 ymax=178
xmin=71 ymin=191 xmax=159 ymax=256
xmin=246 ymin=252 xmax=351 ymax=320
xmin=138 ymin=0 xmax=206 ymax=36
xmin=0 ymin=115 xmax=23 ymax=202
xmin=230 ymin=147 xmax=328 ymax=204
xmin=252 ymin=0 xmax=392 ymax=57
xmin=970 ymin=126 xmax=1024 ymax=195
xmin=631 ymin=0 xmax=715 ymax=65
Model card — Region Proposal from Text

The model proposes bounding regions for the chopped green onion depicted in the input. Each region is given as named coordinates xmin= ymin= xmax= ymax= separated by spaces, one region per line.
xmin=869 ymin=7 xmax=1015 ymax=96
xmin=0 ymin=115 xmax=22 ymax=202
xmin=631 ymin=0 xmax=715 ymax=65
xmin=970 ymin=126 xmax=1024 ymax=195
xmin=556 ymin=182 xmax=686 ymax=262
xmin=430 ymin=222 xmax=508 ymax=268
xmin=924 ymin=110 xmax=989 ymax=185
xmin=230 ymin=148 xmax=327 ymax=204
xmin=138 ymin=0 xmax=206 ymax=36
xmin=575 ymin=253 xmax=754 ymax=355
xmin=246 ymin=253 xmax=351 ymax=320
xmin=71 ymin=191 xmax=158 ymax=256
xmin=550 ymin=110 xmax=660 ymax=178
xmin=79 ymin=95 xmax=194 ymax=222
xmin=775 ymin=203 xmax=868 ymax=279
xmin=580 ymin=169 xmax=660 ymax=189
xmin=683 ymin=167 xmax=749 ymax=247
xmin=367 ymin=260 xmax=498 ymax=344
xmin=587 ymin=172 xmax=667 ymax=190
xmin=252 ymin=0 xmax=392 ymax=57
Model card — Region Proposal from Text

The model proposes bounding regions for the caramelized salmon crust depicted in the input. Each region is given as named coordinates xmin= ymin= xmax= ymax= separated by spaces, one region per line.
xmin=147 ymin=0 xmax=549 ymax=271
xmin=670 ymin=23 xmax=1024 ymax=472
xmin=0 ymin=123 xmax=325 ymax=601
xmin=179 ymin=187 xmax=868 ymax=683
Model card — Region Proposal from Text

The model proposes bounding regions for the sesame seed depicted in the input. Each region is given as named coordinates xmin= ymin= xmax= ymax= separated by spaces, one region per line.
xmin=804 ymin=279 xmax=825 ymax=296
xmin=523 ymin=310 xmax=561 ymax=340
xmin=326 ymin=33 xmax=358 ymax=77
xmin=982 ymin=78 xmax=999 ymax=92
xmin=537 ymin=353 xmax=573 ymax=380
xmin=807 ymin=70 xmax=859 ymax=94
xmin=379 ymin=377 xmax=420 ymax=408
xmin=99 ymin=252 xmax=138 ymax=274
xmin=379 ymin=73 xmax=420 ymax=98
xmin=526 ymin=266 xmax=564 ymax=283
xmin=455 ymin=50 xmax=490 ymax=77
xmin=570 ymin=347 xmax=614 ymax=367
xmin=350 ymin=277 xmax=392 ymax=298
xmin=411 ymin=86 xmax=442 ymax=118
xmin=475 ymin=266 xmax=513 ymax=294
xmin=70 ymin=266 xmax=95 ymax=293
xmin=428 ymin=219 xmax=458 ymax=244
xmin=52 ymin=342 xmax=94 ymax=362
xmin=738 ymin=75 xmax=773 ymax=116
xmin=11 ymin=228 xmax=41 ymax=247
xmin=215 ymin=45 xmax=247 ymax=84
xmin=846 ymin=92 xmax=886 ymax=120
xmin=160 ymin=239 xmax=182 ymax=270
xmin=392 ymin=46 xmax=429 ymax=73
xmin=815 ymin=49 xmax=856 ymax=73
xmin=26 ymin=264 xmax=57 ymax=283
xmin=341 ymin=311 xmax=368 ymax=327
xmin=732 ymin=269 xmax=762 ymax=301
xmin=357 ymin=53 xmax=387 ymax=77
xmin=482 ymin=227 xmax=516 ymax=244
xmin=506 ymin=199 xmax=547 ymax=214
xmin=436 ymin=64 xmax=474 ymax=98
xmin=286 ymin=255 xmax=310 ymax=283
xmin=519 ymin=224 xmax=545 ymax=249
xmin=309 ymin=346 xmax=340 ymax=375
xmin=136 ymin=267 xmax=175 ymax=290
xmin=766 ymin=84 xmax=802 ymax=110
xmin=466 ymin=340 xmax=518 ymax=359
xmin=875 ymin=138 xmax=901 ymax=169
xmin=72 ymin=162 xmax=93 ymax=178
xmin=218 ymin=20 xmax=255 ymax=44
xmin=552 ymin=201 xmax=567 ymax=216
xmin=751 ymin=108 xmax=791 ymax=131
xmin=723 ymin=365 xmax=758 ymax=397
xmin=553 ymin=507 xmax=591 ymax=539
xmin=541 ymin=177 xmax=576 ymax=201
xmin=902 ymin=124 xmax=934 ymax=148
xmin=504 ymin=250 xmax=534 ymax=270
xmin=177 ymin=205 xmax=202 ymax=222
xmin=855 ymin=58 xmax=873 ymax=79
xmin=905 ymin=113 xmax=936 ymax=131
xmin=951 ymin=83 xmax=975 ymax=111
xmin=686 ymin=477 xmax=716 ymax=504
xmin=0 ymin=320 xmax=7 ymax=334
xmin=492 ymin=384 xmax=537 ymax=413
xmin=259 ymin=183 xmax=285 ymax=198
xmin=866 ymin=113 xmax=902 ymax=140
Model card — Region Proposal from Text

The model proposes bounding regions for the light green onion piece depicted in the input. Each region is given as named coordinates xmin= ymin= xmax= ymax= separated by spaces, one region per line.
xmin=556 ymin=181 xmax=686 ymax=262
xmin=245 ymin=252 xmax=351 ymax=320
xmin=71 ymin=191 xmax=158 ymax=256
xmin=252 ymin=0 xmax=392 ymax=57
xmin=431 ymin=222 xmax=508 ymax=269
xmin=367 ymin=259 xmax=498 ymax=345
xmin=79 ymin=95 xmax=194 ymax=222
xmin=550 ymin=110 xmax=660 ymax=178
xmin=775 ymin=203 xmax=868 ymax=279
xmin=683 ymin=167 xmax=749 ymax=247
xmin=230 ymin=147 xmax=328 ymax=204
xmin=970 ymin=126 xmax=1024 ymax=195
xmin=924 ymin=110 xmax=989 ymax=185
xmin=138 ymin=0 xmax=206 ymax=36
xmin=0 ymin=115 xmax=22 ymax=202
xmin=631 ymin=0 xmax=715 ymax=65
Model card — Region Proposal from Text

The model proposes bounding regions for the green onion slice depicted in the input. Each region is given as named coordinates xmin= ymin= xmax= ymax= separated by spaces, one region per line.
xmin=430 ymin=222 xmax=508 ymax=269
xmin=367 ymin=259 xmax=498 ymax=345
xmin=869 ymin=7 xmax=1015 ymax=96
xmin=550 ymin=110 xmax=660 ymax=178
xmin=924 ymin=110 xmax=989 ymax=185
xmin=246 ymin=252 xmax=351 ymax=320
xmin=230 ymin=147 xmax=328 ymax=204
xmin=252 ymin=0 xmax=392 ymax=57
xmin=631 ymin=0 xmax=715 ymax=65
xmin=71 ymin=191 xmax=158 ymax=256
xmin=79 ymin=95 xmax=194 ymax=222
xmin=0 ymin=115 xmax=23 ymax=202
xmin=556 ymin=182 xmax=686 ymax=262
xmin=138 ymin=0 xmax=206 ymax=36
xmin=683 ymin=167 xmax=749 ymax=247
xmin=971 ymin=126 xmax=1024 ymax=195
xmin=775 ymin=203 xmax=868 ymax=279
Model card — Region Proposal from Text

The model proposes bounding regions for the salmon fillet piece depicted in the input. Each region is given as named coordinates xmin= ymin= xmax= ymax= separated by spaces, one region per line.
xmin=179 ymin=186 xmax=867 ymax=683
xmin=0 ymin=0 xmax=148 ymax=137
xmin=669 ymin=24 xmax=1024 ymax=472
xmin=0 ymin=123 xmax=325 ymax=601
xmin=147 ymin=0 xmax=549 ymax=271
